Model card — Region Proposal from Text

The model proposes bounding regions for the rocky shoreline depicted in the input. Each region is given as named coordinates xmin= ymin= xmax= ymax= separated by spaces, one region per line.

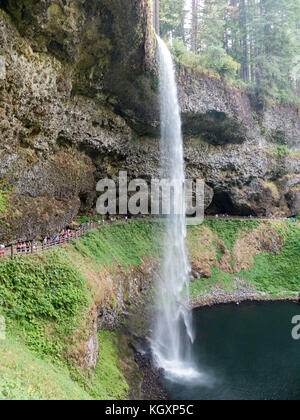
xmin=126 ymin=333 xmax=168 ymax=400
xmin=190 ymin=276 xmax=299 ymax=308
xmin=134 ymin=351 xmax=168 ymax=400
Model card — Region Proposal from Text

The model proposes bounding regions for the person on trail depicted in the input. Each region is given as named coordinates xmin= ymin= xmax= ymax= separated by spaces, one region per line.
xmin=17 ymin=241 xmax=22 ymax=253
xmin=0 ymin=244 xmax=5 ymax=257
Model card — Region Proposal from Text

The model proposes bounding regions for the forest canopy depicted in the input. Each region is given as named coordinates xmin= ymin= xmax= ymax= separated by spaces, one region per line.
xmin=159 ymin=0 xmax=300 ymax=104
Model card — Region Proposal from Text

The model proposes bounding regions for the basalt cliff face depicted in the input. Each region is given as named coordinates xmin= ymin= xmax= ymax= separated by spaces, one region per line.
xmin=0 ymin=0 xmax=299 ymax=241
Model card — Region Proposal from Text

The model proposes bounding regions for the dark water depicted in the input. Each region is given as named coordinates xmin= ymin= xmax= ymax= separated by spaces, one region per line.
xmin=163 ymin=302 xmax=300 ymax=400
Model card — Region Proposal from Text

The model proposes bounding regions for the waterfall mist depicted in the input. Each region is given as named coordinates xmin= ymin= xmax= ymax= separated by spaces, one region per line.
xmin=151 ymin=36 xmax=199 ymax=382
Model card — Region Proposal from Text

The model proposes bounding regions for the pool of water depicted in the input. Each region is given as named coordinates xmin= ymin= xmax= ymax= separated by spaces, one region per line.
xmin=163 ymin=302 xmax=300 ymax=400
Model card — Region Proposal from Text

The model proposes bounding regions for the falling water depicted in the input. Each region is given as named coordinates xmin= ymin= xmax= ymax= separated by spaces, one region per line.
xmin=151 ymin=36 xmax=199 ymax=382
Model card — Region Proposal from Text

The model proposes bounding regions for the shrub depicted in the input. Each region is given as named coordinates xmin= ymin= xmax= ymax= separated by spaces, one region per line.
xmin=277 ymin=145 xmax=289 ymax=157
xmin=170 ymin=39 xmax=240 ymax=81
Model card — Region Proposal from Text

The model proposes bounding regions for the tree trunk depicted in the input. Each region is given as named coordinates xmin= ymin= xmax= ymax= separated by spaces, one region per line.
xmin=240 ymin=0 xmax=249 ymax=82
xmin=191 ymin=0 xmax=199 ymax=53
xmin=153 ymin=0 xmax=160 ymax=35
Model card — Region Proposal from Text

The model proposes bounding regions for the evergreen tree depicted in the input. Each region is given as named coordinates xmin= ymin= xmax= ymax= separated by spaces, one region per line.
xmin=191 ymin=0 xmax=200 ymax=52
xmin=159 ymin=0 xmax=300 ymax=102
xmin=160 ymin=0 xmax=187 ymax=41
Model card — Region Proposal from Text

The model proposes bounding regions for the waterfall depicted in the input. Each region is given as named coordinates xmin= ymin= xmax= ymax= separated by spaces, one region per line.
xmin=151 ymin=36 xmax=199 ymax=382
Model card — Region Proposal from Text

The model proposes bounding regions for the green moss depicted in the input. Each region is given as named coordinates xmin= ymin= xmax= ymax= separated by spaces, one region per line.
xmin=87 ymin=331 xmax=130 ymax=400
xmin=47 ymin=4 xmax=63 ymax=19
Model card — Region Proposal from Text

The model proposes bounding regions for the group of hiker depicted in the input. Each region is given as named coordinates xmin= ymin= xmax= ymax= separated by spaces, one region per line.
xmin=16 ymin=223 xmax=98 ymax=254
xmin=16 ymin=241 xmax=38 ymax=253
xmin=0 ymin=217 xmax=127 ymax=258
xmin=0 ymin=227 xmax=80 ymax=258
xmin=0 ymin=214 xmax=298 ymax=259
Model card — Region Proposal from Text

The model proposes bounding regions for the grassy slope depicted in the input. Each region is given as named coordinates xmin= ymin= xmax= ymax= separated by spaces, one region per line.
xmin=188 ymin=219 xmax=300 ymax=300
xmin=0 ymin=337 xmax=91 ymax=400
xmin=0 ymin=221 xmax=159 ymax=400
xmin=0 ymin=219 xmax=299 ymax=399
